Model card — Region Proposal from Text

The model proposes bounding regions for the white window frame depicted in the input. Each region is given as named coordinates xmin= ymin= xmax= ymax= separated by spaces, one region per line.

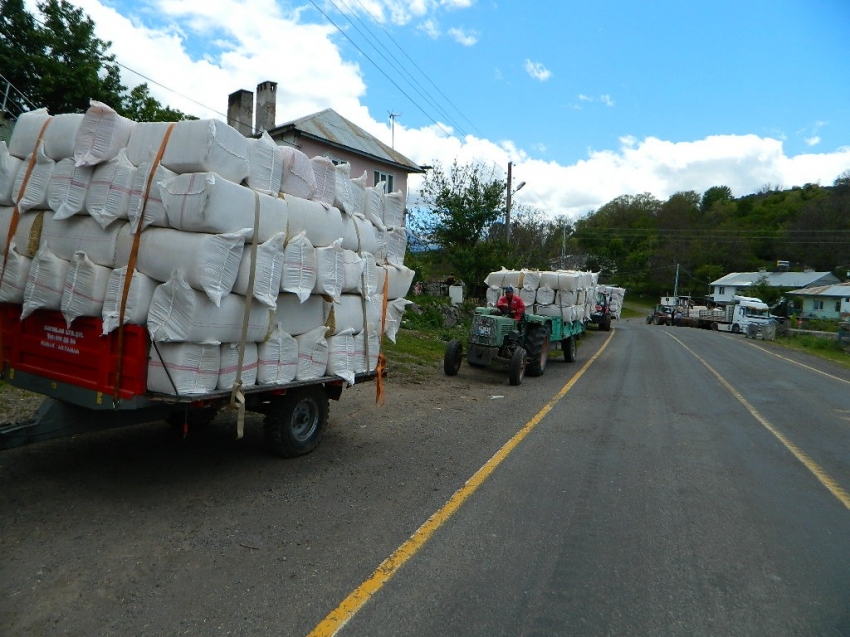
xmin=374 ymin=170 xmax=395 ymax=192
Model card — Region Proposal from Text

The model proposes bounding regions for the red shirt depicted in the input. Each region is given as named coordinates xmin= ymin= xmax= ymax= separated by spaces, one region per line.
xmin=497 ymin=294 xmax=526 ymax=319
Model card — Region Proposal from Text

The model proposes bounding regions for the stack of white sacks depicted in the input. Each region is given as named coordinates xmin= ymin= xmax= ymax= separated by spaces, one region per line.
xmin=484 ymin=268 xmax=624 ymax=321
xmin=0 ymin=102 xmax=414 ymax=395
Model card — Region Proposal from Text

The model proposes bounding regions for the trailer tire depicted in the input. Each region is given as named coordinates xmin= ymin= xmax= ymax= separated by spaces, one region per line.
xmin=509 ymin=347 xmax=527 ymax=386
xmin=525 ymin=326 xmax=549 ymax=377
xmin=264 ymin=387 xmax=329 ymax=458
xmin=710 ymin=322 xmax=719 ymax=331
xmin=444 ymin=339 xmax=463 ymax=375
xmin=563 ymin=336 xmax=577 ymax=363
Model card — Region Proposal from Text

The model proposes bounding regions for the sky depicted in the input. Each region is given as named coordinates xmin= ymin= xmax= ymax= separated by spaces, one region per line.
xmin=30 ymin=0 xmax=850 ymax=221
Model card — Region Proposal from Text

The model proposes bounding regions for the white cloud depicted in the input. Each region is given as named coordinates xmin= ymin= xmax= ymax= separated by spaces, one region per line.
xmin=418 ymin=18 xmax=441 ymax=38
xmin=448 ymin=27 xmax=479 ymax=46
xmin=806 ymin=136 xmax=821 ymax=147
xmin=600 ymin=94 xmax=614 ymax=107
xmin=524 ymin=60 xmax=552 ymax=82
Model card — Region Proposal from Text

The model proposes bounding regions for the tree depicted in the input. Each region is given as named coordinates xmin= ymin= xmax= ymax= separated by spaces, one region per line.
xmin=0 ymin=0 xmax=191 ymax=120
xmin=410 ymin=160 xmax=506 ymax=289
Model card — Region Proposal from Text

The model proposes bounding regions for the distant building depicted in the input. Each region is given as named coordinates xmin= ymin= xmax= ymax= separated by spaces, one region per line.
xmin=786 ymin=283 xmax=850 ymax=320
xmin=227 ymin=82 xmax=424 ymax=202
xmin=709 ymin=270 xmax=841 ymax=304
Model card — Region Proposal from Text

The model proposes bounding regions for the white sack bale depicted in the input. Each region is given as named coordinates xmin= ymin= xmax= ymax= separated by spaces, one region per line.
xmin=74 ymin=100 xmax=136 ymax=167
xmin=286 ymin=196 xmax=344 ymax=248
xmin=484 ymin=268 xmax=522 ymax=289
xmin=127 ymin=160 xmax=176 ymax=230
xmin=521 ymin=269 xmax=541 ymax=291
xmin=101 ymin=266 xmax=158 ymax=334
xmin=295 ymin=325 xmax=329 ymax=380
xmin=0 ymin=142 xmax=23 ymax=206
xmin=326 ymin=328 xmax=357 ymax=385
xmin=147 ymin=273 xmax=273 ymax=343
xmin=257 ymin=325 xmax=298 ymax=384
xmin=383 ymin=190 xmax=405 ymax=228
xmin=125 ymin=121 xmax=172 ymax=166
xmin=376 ymin=263 xmax=415 ymax=300
xmin=340 ymin=212 xmax=380 ymax=255
xmin=385 ymin=226 xmax=407 ymax=266
xmin=161 ymin=119 xmax=249 ymax=184
xmin=40 ymin=215 xmax=131 ymax=268
xmin=363 ymin=183 xmax=386 ymax=231
xmin=217 ymin=342 xmax=259 ymax=390
xmin=8 ymin=108 xmax=52 ymax=159
xmin=348 ymin=170 xmax=367 ymax=217
xmin=147 ymin=342 xmax=221 ymax=395
xmin=232 ymin=232 xmax=286 ymax=308
xmin=539 ymin=270 xmax=581 ymax=292
xmin=333 ymin=162 xmax=356 ymax=214
xmin=133 ymin=228 xmax=248 ymax=306
xmin=13 ymin=144 xmax=55 ymax=212
xmin=0 ymin=207 xmax=45 ymax=258
xmin=354 ymin=329 xmax=380 ymax=374
xmin=85 ymin=149 xmax=136 ymax=228
xmin=310 ymin=156 xmax=336 ymax=206
xmin=313 ymin=238 xmax=344 ymax=302
xmin=341 ymin=249 xmax=366 ymax=295
xmin=280 ymin=231 xmax=317 ymax=302
xmin=274 ymin=293 xmax=328 ymax=336
xmin=537 ymin=303 xmax=573 ymax=323
xmin=384 ymin=298 xmax=412 ymax=344
xmin=327 ymin=293 xmax=380 ymax=335
xmin=246 ymin=132 xmax=282 ymax=194
xmin=556 ymin=289 xmax=576 ymax=306
xmin=48 ymin=158 xmax=94 ymax=219
xmin=0 ymin=243 xmax=32 ymax=304
xmin=21 ymin=244 xmax=70 ymax=319
xmin=160 ymin=172 xmax=288 ymax=242
xmin=486 ymin=286 xmax=500 ymax=308
xmin=279 ymin=146 xmax=316 ymax=199
xmin=60 ymin=251 xmax=112 ymax=326
xmin=41 ymin=113 xmax=84 ymax=161
xmin=536 ymin=285 xmax=556 ymax=305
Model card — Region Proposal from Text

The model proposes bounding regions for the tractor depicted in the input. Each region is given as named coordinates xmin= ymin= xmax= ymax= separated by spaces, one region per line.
xmin=443 ymin=307 xmax=584 ymax=386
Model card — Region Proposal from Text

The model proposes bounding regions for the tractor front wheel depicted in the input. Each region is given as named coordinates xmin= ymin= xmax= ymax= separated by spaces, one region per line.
xmin=508 ymin=347 xmax=527 ymax=386
xmin=444 ymin=339 xmax=463 ymax=375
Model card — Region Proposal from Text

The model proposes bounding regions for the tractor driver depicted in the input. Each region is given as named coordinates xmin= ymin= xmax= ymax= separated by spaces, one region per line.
xmin=496 ymin=285 xmax=526 ymax=320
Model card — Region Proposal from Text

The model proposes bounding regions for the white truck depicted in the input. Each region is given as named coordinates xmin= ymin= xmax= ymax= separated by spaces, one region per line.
xmin=697 ymin=295 xmax=775 ymax=334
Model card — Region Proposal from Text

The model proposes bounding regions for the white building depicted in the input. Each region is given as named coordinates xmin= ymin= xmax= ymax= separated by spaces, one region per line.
xmin=709 ymin=270 xmax=840 ymax=304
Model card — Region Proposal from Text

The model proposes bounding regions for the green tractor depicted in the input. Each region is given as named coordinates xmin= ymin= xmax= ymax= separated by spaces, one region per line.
xmin=443 ymin=307 xmax=585 ymax=385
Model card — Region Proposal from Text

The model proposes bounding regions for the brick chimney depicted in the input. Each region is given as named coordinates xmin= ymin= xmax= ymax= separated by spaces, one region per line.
xmin=228 ymin=89 xmax=253 ymax=136
xmin=256 ymin=81 xmax=277 ymax=133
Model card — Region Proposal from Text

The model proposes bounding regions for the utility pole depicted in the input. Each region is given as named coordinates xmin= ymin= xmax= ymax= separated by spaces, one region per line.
xmin=673 ymin=263 xmax=680 ymax=301
xmin=506 ymin=161 xmax=513 ymax=243
xmin=388 ymin=111 xmax=401 ymax=149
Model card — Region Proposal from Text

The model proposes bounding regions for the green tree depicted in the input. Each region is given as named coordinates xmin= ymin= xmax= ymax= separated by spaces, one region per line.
xmin=411 ymin=160 xmax=506 ymax=289
xmin=0 ymin=0 xmax=191 ymax=121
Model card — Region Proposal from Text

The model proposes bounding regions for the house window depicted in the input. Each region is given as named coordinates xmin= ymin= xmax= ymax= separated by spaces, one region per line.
xmin=374 ymin=170 xmax=395 ymax=192
xmin=836 ymin=301 xmax=841 ymax=312
xmin=324 ymin=154 xmax=345 ymax=166
xmin=718 ymin=287 xmax=725 ymax=296
xmin=813 ymin=300 xmax=824 ymax=310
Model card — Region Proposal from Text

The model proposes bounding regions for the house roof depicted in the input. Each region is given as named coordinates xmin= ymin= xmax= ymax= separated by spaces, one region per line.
xmin=711 ymin=271 xmax=841 ymax=288
xmin=269 ymin=108 xmax=424 ymax=174
xmin=787 ymin=282 xmax=850 ymax=298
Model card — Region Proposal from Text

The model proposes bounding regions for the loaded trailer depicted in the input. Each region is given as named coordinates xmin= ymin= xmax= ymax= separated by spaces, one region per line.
xmin=0 ymin=305 xmax=380 ymax=457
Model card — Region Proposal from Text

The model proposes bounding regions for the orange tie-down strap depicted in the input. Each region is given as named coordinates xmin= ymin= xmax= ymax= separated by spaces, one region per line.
xmin=113 ymin=122 xmax=176 ymax=404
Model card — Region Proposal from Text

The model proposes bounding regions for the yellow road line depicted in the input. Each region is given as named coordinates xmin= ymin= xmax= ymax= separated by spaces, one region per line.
xmin=745 ymin=341 xmax=850 ymax=385
xmin=308 ymin=330 xmax=617 ymax=637
xmin=667 ymin=332 xmax=850 ymax=511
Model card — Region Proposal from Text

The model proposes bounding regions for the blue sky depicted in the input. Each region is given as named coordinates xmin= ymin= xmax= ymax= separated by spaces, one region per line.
xmin=53 ymin=0 xmax=850 ymax=219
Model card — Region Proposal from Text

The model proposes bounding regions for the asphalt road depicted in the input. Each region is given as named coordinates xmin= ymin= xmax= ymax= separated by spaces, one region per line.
xmin=2 ymin=320 xmax=849 ymax=636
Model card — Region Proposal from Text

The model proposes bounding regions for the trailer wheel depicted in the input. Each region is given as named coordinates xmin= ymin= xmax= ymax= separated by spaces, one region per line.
xmin=444 ymin=339 xmax=463 ymax=375
xmin=525 ymin=326 xmax=550 ymax=377
xmin=710 ymin=322 xmax=719 ymax=331
xmin=508 ymin=347 xmax=527 ymax=386
xmin=264 ymin=387 xmax=329 ymax=458
xmin=563 ymin=336 xmax=577 ymax=363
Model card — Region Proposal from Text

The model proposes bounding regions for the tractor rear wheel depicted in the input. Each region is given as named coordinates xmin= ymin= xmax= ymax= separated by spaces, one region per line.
xmin=508 ymin=347 xmax=527 ymax=386
xmin=563 ymin=336 xmax=577 ymax=363
xmin=525 ymin=326 xmax=550 ymax=377
xmin=602 ymin=314 xmax=612 ymax=331
xmin=444 ymin=339 xmax=463 ymax=375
